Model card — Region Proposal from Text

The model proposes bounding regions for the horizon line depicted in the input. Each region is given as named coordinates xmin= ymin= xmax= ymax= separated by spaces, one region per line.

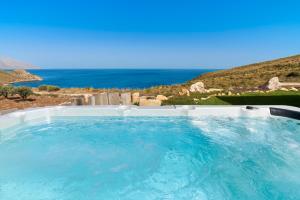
xmin=37 ymin=66 xmax=225 ymax=70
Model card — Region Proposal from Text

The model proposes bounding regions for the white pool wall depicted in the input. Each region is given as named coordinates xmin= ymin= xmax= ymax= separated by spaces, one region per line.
xmin=0 ymin=105 xmax=299 ymax=131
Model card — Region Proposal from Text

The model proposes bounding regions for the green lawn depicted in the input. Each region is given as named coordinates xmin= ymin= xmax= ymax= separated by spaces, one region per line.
xmin=162 ymin=91 xmax=300 ymax=107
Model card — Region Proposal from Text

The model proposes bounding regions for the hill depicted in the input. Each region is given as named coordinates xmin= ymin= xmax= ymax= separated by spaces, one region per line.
xmin=189 ymin=55 xmax=300 ymax=90
xmin=140 ymin=54 xmax=300 ymax=96
xmin=0 ymin=57 xmax=39 ymax=69
xmin=0 ymin=70 xmax=16 ymax=83
xmin=0 ymin=69 xmax=42 ymax=85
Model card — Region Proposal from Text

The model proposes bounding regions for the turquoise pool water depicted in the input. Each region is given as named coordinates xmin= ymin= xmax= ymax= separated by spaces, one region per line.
xmin=0 ymin=116 xmax=300 ymax=200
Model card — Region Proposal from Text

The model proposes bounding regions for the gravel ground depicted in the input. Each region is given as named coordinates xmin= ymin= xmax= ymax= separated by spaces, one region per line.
xmin=0 ymin=95 xmax=71 ymax=111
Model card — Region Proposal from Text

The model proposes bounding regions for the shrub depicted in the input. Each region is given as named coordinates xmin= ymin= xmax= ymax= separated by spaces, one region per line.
xmin=0 ymin=85 xmax=14 ymax=98
xmin=286 ymin=72 xmax=300 ymax=77
xmin=38 ymin=85 xmax=60 ymax=92
xmin=38 ymin=85 xmax=48 ymax=91
xmin=47 ymin=85 xmax=60 ymax=92
xmin=16 ymin=87 xmax=33 ymax=100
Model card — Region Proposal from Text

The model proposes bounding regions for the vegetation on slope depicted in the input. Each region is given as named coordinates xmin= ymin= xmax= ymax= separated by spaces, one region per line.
xmin=141 ymin=55 xmax=300 ymax=96
xmin=0 ymin=70 xmax=15 ymax=84
xmin=189 ymin=55 xmax=300 ymax=89
xmin=162 ymin=91 xmax=300 ymax=107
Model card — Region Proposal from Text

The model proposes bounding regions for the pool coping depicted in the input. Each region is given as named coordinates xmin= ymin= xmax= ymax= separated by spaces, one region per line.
xmin=0 ymin=105 xmax=299 ymax=131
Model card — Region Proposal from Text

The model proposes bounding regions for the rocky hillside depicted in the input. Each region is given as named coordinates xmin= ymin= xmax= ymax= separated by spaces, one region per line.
xmin=189 ymin=55 xmax=300 ymax=90
xmin=0 ymin=70 xmax=15 ymax=83
xmin=0 ymin=69 xmax=42 ymax=85
xmin=0 ymin=57 xmax=39 ymax=69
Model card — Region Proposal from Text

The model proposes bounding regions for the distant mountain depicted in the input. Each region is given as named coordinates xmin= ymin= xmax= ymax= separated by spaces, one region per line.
xmin=0 ymin=57 xmax=39 ymax=69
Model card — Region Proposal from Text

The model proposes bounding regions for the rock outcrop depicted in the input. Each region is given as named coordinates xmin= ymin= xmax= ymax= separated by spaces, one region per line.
xmin=267 ymin=77 xmax=300 ymax=90
xmin=190 ymin=81 xmax=206 ymax=93
xmin=179 ymin=88 xmax=190 ymax=96
xmin=156 ymin=95 xmax=168 ymax=101
xmin=267 ymin=77 xmax=281 ymax=90
xmin=206 ymin=88 xmax=223 ymax=93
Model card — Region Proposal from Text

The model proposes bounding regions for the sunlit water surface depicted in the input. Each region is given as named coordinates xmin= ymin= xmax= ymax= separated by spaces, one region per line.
xmin=0 ymin=116 xmax=300 ymax=200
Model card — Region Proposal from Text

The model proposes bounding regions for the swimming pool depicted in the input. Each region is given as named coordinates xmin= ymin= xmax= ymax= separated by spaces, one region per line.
xmin=0 ymin=106 xmax=299 ymax=200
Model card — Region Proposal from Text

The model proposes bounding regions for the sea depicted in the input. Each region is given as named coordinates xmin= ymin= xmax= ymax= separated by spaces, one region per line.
xmin=14 ymin=69 xmax=215 ymax=89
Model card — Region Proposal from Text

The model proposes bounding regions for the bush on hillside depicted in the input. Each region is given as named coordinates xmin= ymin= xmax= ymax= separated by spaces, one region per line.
xmin=47 ymin=85 xmax=60 ymax=92
xmin=286 ymin=72 xmax=300 ymax=77
xmin=38 ymin=85 xmax=48 ymax=91
xmin=0 ymin=85 xmax=14 ymax=98
xmin=16 ymin=86 xmax=33 ymax=100
xmin=38 ymin=85 xmax=60 ymax=92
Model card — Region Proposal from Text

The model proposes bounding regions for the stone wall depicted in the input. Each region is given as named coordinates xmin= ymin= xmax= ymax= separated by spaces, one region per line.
xmin=72 ymin=92 xmax=167 ymax=106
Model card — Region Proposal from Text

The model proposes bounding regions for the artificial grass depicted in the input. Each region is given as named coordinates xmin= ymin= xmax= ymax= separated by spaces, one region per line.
xmin=162 ymin=91 xmax=300 ymax=107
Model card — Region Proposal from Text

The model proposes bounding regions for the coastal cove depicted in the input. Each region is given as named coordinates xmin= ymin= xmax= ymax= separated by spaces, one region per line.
xmin=13 ymin=69 xmax=214 ymax=89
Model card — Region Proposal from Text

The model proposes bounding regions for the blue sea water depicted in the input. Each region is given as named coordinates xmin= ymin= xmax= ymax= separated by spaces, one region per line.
xmin=14 ymin=69 xmax=214 ymax=89
xmin=0 ymin=116 xmax=300 ymax=199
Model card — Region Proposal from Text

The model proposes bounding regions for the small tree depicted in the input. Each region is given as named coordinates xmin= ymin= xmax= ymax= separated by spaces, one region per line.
xmin=16 ymin=87 xmax=33 ymax=100
xmin=0 ymin=85 xmax=14 ymax=98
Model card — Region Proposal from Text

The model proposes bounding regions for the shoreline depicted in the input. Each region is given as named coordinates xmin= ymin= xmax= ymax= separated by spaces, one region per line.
xmin=11 ymin=68 xmax=208 ymax=89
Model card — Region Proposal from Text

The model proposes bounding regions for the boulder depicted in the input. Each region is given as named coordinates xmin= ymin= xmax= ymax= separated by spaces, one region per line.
xmin=121 ymin=93 xmax=132 ymax=105
xmin=179 ymin=88 xmax=190 ymax=96
xmin=280 ymin=87 xmax=289 ymax=91
xmin=190 ymin=81 xmax=206 ymax=93
xmin=290 ymin=87 xmax=298 ymax=92
xmin=201 ymin=96 xmax=210 ymax=101
xmin=156 ymin=95 xmax=168 ymax=101
xmin=193 ymin=98 xmax=200 ymax=103
xmin=95 ymin=93 xmax=109 ymax=105
xmin=108 ymin=93 xmax=121 ymax=105
xmin=267 ymin=77 xmax=281 ymax=90
xmin=206 ymin=88 xmax=223 ymax=93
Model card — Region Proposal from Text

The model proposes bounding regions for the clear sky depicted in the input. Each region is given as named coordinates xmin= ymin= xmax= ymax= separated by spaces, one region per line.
xmin=1 ymin=0 xmax=300 ymax=68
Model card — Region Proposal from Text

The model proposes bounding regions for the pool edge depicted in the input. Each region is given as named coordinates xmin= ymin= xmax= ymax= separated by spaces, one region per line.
xmin=0 ymin=105 xmax=299 ymax=131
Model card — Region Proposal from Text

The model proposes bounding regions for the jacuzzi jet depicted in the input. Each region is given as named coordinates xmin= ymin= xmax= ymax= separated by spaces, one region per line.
xmin=246 ymin=106 xmax=259 ymax=110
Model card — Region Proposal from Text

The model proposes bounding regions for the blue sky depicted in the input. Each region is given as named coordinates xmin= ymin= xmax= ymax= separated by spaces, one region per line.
xmin=1 ymin=0 xmax=300 ymax=68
